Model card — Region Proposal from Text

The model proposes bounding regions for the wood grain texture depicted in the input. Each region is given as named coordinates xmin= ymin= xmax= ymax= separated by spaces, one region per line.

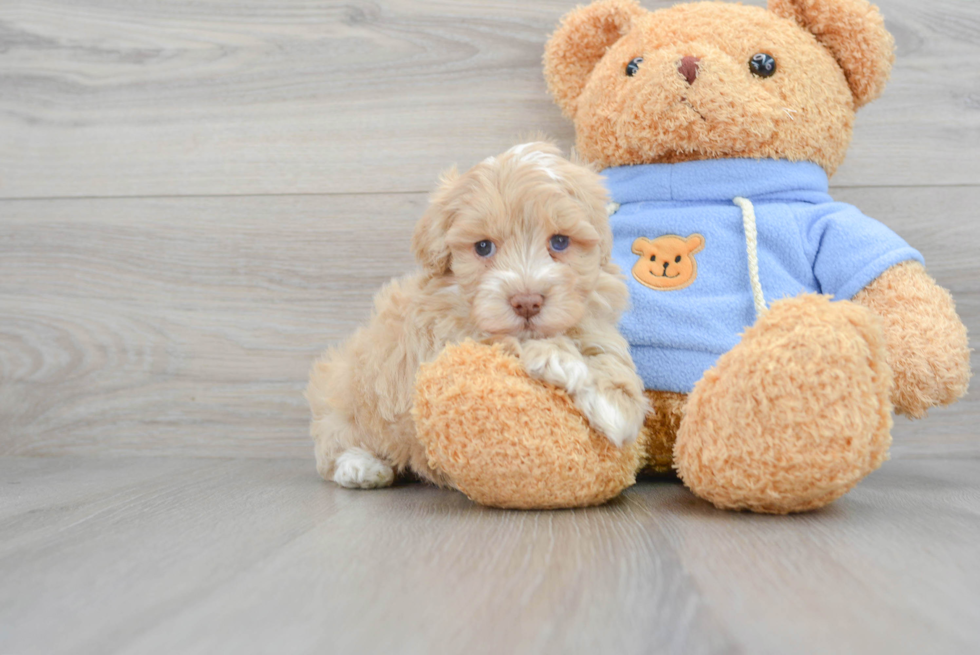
xmin=0 ymin=0 xmax=978 ymax=199
xmin=0 ymin=186 xmax=976 ymax=458
xmin=0 ymin=193 xmax=426 ymax=457
xmin=0 ymin=455 xmax=978 ymax=655
xmin=1 ymin=2 xmax=978 ymax=652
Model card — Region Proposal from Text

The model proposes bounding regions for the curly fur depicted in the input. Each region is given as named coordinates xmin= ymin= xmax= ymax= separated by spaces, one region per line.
xmin=853 ymin=261 xmax=971 ymax=418
xmin=408 ymin=0 xmax=970 ymax=512
xmin=674 ymin=294 xmax=894 ymax=513
xmin=637 ymin=390 xmax=686 ymax=475
xmin=544 ymin=0 xmax=892 ymax=174
xmin=307 ymin=142 xmax=648 ymax=488
xmin=414 ymin=341 xmax=643 ymax=509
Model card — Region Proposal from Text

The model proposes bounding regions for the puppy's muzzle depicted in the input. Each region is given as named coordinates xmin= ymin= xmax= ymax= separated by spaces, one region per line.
xmin=510 ymin=293 xmax=544 ymax=319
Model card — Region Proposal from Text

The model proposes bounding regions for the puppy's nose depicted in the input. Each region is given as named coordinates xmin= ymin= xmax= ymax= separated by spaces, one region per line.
xmin=678 ymin=56 xmax=700 ymax=85
xmin=510 ymin=293 xmax=544 ymax=319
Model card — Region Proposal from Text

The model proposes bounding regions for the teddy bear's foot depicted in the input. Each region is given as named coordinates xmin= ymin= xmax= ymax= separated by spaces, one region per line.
xmin=412 ymin=340 xmax=641 ymax=509
xmin=674 ymin=294 xmax=894 ymax=514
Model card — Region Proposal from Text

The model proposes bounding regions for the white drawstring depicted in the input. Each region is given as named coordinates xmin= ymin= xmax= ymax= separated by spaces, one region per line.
xmin=733 ymin=196 xmax=767 ymax=317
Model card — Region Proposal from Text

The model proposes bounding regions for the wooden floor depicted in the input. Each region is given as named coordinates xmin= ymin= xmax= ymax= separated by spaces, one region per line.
xmin=1 ymin=0 xmax=979 ymax=653
xmin=1 ymin=456 xmax=978 ymax=655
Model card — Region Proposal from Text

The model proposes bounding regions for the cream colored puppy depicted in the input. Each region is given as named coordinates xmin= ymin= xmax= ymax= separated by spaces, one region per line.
xmin=307 ymin=142 xmax=649 ymax=489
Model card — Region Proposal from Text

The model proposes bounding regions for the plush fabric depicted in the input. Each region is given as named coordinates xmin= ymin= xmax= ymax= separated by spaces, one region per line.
xmin=545 ymin=0 xmax=868 ymax=174
xmin=853 ymin=261 xmax=971 ymax=418
xmin=674 ymin=293 xmax=894 ymax=513
xmin=412 ymin=0 xmax=970 ymax=513
xmin=413 ymin=341 xmax=641 ymax=509
xmin=637 ymin=389 xmax=686 ymax=475
xmin=605 ymin=158 xmax=923 ymax=392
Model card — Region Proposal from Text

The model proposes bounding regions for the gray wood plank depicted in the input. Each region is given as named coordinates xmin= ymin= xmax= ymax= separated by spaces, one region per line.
xmin=0 ymin=186 xmax=976 ymax=458
xmin=833 ymin=186 xmax=980 ymax=457
xmin=640 ymin=458 xmax=980 ymax=655
xmin=0 ymin=456 xmax=978 ymax=655
xmin=0 ymin=193 xmax=426 ymax=458
xmin=0 ymin=0 xmax=978 ymax=199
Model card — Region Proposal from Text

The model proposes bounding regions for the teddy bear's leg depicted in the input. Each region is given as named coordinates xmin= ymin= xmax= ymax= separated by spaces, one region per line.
xmin=674 ymin=294 xmax=893 ymax=514
xmin=412 ymin=341 xmax=642 ymax=509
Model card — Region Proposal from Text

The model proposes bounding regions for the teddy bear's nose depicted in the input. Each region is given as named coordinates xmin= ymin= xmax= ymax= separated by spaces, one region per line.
xmin=678 ymin=56 xmax=700 ymax=85
xmin=510 ymin=293 xmax=545 ymax=319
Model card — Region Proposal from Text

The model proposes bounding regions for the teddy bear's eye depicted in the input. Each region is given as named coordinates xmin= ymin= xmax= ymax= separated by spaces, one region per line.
xmin=649 ymin=254 xmax=656 ymax=262
xmin=675 ymin=255 xmax=682 ymax=263
xmin=749 ymin=53 xmax=776 ymax=78
xmin=625 ymin=57 xmax=644 ymax=77
xmin=475 ymin=240 xmax=496 ymax=257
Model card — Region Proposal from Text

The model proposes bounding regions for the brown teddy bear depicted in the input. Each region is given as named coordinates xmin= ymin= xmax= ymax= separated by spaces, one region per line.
xmin=413 ymin=0 xmax=971 ymax=513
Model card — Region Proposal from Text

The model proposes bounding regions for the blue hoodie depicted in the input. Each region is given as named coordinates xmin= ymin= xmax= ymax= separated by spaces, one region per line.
xmin=604 ymin=158 xmax=922 ymax=394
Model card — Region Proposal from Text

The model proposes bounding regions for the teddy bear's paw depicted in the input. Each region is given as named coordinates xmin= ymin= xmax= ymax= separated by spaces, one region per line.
xmin=853 ymin=261 xmax=972 ymax=418
xmin=576 ymin=387 xmax=648 ymax=448
xmin=413 ymin=341 xmax=641 ymax=509
xmin=521 ymin=338 xmax=591 ymax=395
xmin=674 ymin=294 xmax=893 ymax=514
xmin=332 ymin=448 xmax=395 ymax=489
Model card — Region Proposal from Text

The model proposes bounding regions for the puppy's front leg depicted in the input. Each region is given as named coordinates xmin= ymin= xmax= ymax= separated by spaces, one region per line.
xmin=521 ymin=337 xmax=648 ymax=447
xmin=521 ymin=337 xmax=591 ymax=396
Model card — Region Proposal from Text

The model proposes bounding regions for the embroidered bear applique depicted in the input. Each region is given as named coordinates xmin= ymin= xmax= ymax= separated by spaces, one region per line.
xmin=630 ymin=234 xmax=705 ymax=291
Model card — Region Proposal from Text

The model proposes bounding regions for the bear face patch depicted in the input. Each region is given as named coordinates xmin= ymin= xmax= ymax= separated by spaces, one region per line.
xmin=631 ymin=234 xmax=705 ymax=291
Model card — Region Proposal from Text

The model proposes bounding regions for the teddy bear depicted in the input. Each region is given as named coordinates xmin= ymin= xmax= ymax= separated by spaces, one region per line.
xmin=412 ymin=0 xmax=971 ymax=513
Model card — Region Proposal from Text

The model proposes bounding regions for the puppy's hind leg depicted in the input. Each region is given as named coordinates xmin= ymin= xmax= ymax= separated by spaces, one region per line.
xmin=312 ymin=411 xmax=394 ymax=489
xmin=333 ymin=448 xmax=395 ymax=489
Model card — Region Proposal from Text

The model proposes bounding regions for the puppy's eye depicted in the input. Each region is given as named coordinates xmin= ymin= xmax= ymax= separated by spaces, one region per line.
xmin=625 ymin=57 xmax=644 ymax=77
xmin=549 ymin=234 xmax=570 ymax=252
xmin=474 ymin=240 xmax=496 ymax=257
xmin=749 ymin=53 xmax=776 ymax=78
xmin=674 ymin=255 xmax=682 ymax=263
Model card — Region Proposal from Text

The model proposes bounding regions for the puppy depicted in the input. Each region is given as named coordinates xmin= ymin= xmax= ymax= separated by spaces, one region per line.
xmin=307 ymin=142 xmax=649 ymax=489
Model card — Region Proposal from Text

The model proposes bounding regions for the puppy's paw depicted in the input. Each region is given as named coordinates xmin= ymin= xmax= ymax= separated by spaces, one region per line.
xmin=333 ymin=448 xmax=395 ymax=489
xmin=521 ymin=339 xmax=590 ymax=394
xmin=576 ymin=388 xmax=649 ymax=448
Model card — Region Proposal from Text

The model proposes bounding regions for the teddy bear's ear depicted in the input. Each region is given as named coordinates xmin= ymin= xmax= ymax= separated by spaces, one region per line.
xmin=411 ymin=166 xmax=459 ymax=275
xmin=631 ymin=237 xmax=652 ymax=255
xmin=544 ymin=0 xmax=644 ymax=119
xmin=685 ymin=234 xmax=705 ymax=254
xmin=769 ymin=0 xmax=894 ymax=109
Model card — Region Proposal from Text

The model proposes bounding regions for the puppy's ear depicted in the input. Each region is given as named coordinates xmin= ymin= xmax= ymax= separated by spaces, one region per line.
xmin=544 ymin=0 xmax=644 ymax=119
xmin=412 ymin=166 xmax=459 ymax=275
xmin=549 ymin=152 xmax=616 ymax=265
xmin=631 ymin=236 xmax=652 ymax=256
xmin=769 ymin=0 xmax=894 ymax=109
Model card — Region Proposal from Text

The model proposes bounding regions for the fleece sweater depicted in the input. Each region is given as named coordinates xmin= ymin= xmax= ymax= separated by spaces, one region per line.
xmin=604 ymin=158 xmax=923 ymax=393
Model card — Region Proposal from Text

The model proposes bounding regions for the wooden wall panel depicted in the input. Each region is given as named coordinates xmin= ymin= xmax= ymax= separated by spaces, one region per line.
xmin=0 ymin=186 xmax=975 ymax=457
xmin=0 ymin=0 xmax=977 ymax=199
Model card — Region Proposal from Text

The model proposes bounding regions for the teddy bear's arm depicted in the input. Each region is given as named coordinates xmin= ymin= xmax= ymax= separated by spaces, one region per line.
xmin=852 ymin=261 xmax=971 ymax=418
